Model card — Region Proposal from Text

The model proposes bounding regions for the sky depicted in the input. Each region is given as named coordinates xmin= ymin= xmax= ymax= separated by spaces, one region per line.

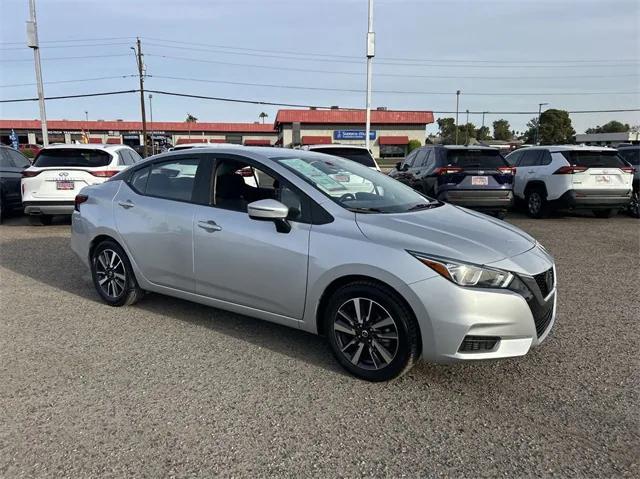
xmin=1 ymin=0 xmax=639 ymax=135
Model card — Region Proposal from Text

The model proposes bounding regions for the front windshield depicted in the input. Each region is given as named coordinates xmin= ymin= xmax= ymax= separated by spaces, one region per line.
xmin=274 ymin=153 xmax=437 ymax=213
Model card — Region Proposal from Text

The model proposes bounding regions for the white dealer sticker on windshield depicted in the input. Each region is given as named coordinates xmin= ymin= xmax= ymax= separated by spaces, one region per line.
xmin=280 ymin=158 xmax=345 ymax=192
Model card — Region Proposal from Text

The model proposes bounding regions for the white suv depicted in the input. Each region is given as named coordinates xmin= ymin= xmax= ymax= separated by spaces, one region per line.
xmin=506 ymin=145 xmax=634 ymax=218
xmin=22 ymin=144 xmax=142 ymax=225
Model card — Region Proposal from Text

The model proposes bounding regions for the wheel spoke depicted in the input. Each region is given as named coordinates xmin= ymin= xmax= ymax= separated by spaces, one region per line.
xmin=97 ymin=254 xmax=108 ymax=270
xmin=113 ymin=272 xmax=126 ymax=281
xmin=375 ymin=332 xmax=398 ymax=340
xmin=109 ymin=250 xmax=117 ymax=267
xmin=352 ymin=298 xmax=362 ymax=324
xmin=368 ymin=346 xmax=379 ymax=369
xmin=338 ymin=309 xmax=356 ymax=326
xmin=372 ymin=339 xmax=393 ymax=364
xmin=350 ymin=342 xmax=364 ymax=365
xmin=98 ymin=276 xmax=109 ymax=286
xmin=370 ymin=316 xmax=394 ymax=330
xmin=334 ymin=320 xmax=356 ymax=336
xmin=341 ymin=337 xmax=358 ymax=352
xmin=364 ymin=300 xmax=373 ymax=324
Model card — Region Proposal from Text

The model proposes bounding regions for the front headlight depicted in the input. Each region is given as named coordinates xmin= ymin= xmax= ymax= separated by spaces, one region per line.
xmin=409 ymin=252 xmax=513 ymax=288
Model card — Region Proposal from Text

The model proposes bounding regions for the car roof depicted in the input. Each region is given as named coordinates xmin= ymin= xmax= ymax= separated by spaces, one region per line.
xmin=521 ymin=145 xmax=617 ymax=152
xmin=39 ymin=143 xmax=130 ymax=152
xmin=305 ymin=144 xmax=369 ymax=151
xmin=438 ymin=145 xmax=499 ymax=151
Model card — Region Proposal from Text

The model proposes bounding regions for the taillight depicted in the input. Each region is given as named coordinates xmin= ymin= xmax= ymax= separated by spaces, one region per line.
xmin=621 ymin=166 xmax=635 ymax=174
xmin=497 ymin=166 xmax=516 ymax=175
xmin=553 ymin=165 xmax=588 ymax=174
xmin=90 ymin=170 xmax=119 ymax=177
xmin=74 ymin=194 xmax=88 ymax=211
xmin=21 ymin=170 xmax=41 ymax=178
xmin=434 ymin=167 xmax=463 ymax=175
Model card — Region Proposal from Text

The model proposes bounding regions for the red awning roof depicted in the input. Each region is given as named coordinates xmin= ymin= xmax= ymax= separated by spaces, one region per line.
xmin=176 ymin=138 xmax=208 ymax=144
xmin=276 ymin=109 xmax=434 ymax=126
xmin=106 ymin=138 xmax=121 ymax=144
xmin=0 ymin=119 xmax=276 ymax=133
xmin=379 ymin=135 xmax=410 ymax=145
xmin=244 ymin=139 xmax=272 ymax=146
xmin=302 ymin=136 xmax=332 ymax=145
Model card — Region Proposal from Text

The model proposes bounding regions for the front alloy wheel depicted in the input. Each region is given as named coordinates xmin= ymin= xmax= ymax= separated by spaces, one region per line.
xmin=526 ymin=190 xmax=547 ymax=218
xmin=334 ymin=298 xmax=400 ymax=371
xmin=91 ymin=240 xmax=142 ymax=306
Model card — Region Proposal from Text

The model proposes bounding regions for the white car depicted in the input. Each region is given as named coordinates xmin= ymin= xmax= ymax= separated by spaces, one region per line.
xmin=304 ymin=145 xmax=380 ymax=194
xmin=505 ymin=145 xmax=634 ymax=218
xmin=21 ymin=144 xmax=142 ymax=225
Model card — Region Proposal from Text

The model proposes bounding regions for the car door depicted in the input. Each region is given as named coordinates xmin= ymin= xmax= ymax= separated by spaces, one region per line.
xmin=514 ymin=150 xmax=542 ymax=198
xmin=1 ymin=148 xmax=29 ymax=208
xmin=192 ymin=155 xmax=311 ymax=319
xmin=113 ymin=155 xmax=212 ymax=292
xmin=406 ymin=149 xmax=429 ymax=191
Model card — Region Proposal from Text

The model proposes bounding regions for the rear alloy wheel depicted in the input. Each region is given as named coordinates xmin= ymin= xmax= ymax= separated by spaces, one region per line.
xmin=324 ymin=281 xmax=420 ymax=381
xmin=91 ymin=240 xmax=142 ymax=306
xmin=526 ymin=189 xmax=548 ymax=219
xmin=593 ymin=209 xmax=616 ymax=218
xmin=628 ymin=190 xmax=640 ymax=218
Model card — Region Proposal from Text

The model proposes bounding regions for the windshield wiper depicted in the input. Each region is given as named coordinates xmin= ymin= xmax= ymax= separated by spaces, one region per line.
xmin=346 ymin=207 xmax=384 ymax=213
xmin=407 ymin=203 xmax=435 ymax=211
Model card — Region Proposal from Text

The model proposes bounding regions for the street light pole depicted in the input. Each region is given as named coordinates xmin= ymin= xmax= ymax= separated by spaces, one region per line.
xmin=482 ymin=111 xmax=487 ymax=129
xmin=148 ymin=94 xmax=154 ymax=155
xmin=465 ymin=109 xmax=469 ymax=144
xmin=26 ymin=0 xmax=48 ymax=146
xmin=536 ymin=102 xmax=549 ymax=145
xmin=455 ymin=90 xmax=461 ymax=145
xmin=365 ymin=0 xmax=375 ymax=151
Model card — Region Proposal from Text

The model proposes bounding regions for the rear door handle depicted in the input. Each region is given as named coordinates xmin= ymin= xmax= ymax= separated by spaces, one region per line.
xmin=198 ymin=220 xmax=222 ymax=232
xmin=118 ymin=200 xmax=135 ymax=209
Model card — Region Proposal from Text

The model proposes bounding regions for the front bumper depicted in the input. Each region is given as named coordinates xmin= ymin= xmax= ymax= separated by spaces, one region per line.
xmin=23 ymin=201 xmax=75 ymax=215
xmin=437 ymin=189 xmax=513 ymax=210
xmin=409 ymin=250 xmax=556 ymax=362
xmin=552 ymin=189 xmax=631 ymax=210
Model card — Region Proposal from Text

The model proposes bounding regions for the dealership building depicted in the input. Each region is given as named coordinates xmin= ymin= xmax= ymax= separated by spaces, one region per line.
xmin=0 ymin=108 xmax=434 ymax=159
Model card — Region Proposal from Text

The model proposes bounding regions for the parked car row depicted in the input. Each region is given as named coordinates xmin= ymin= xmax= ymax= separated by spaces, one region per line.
xmin=388 ymin=144 xmax=638 ymax=219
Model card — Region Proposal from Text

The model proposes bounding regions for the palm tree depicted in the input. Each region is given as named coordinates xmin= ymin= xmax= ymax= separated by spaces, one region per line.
xmin=258 ymin=112 xmax=268 ymax=124
xmin=185 ymin=113 xmax=198 ymax=139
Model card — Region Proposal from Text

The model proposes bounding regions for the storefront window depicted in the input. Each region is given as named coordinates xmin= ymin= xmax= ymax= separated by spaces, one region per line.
xmin=225 ymin=134 xmax=243 ymax=144
xmin=380 ymin=144 xmax=406 ymax=158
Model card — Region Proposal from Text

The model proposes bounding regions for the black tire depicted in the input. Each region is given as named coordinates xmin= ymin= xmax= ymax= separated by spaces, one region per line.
xmin=90 ymin=240 xmax=143 ymax=306
xmin=593 ymin=209 xmax=616 ymax=218
xmin=28 ymin=214 xmax=53 ymax=226
xmin=525 ymin=188 xmax=548 ymax=219
xmin=628 ymin=189 xmax=640 ymax=218
xmin=323 ymin=281 xmax=420 ymax=382
xmin=0 ymin=193 xmax=4 ymax=225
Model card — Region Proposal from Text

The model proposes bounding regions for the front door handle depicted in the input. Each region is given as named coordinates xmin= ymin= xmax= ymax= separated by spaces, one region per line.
xmin=198 ymin=220 xmax=222 ymax=232
xmin=118 ymin=200 xmax=135 ymax=209
xmin=528 ymin=170 xmax=535 ymax=174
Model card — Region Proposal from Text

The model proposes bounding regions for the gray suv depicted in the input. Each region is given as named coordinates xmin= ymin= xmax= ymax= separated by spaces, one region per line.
xmin=388 ymin=145 xmax=514 ymax=218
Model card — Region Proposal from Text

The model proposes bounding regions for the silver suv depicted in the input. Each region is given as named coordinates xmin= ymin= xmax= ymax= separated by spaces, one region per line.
xmin=71 ymin=147 xmax=556 ymax=381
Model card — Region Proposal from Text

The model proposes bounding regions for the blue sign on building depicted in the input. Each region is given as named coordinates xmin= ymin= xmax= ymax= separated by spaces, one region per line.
xmin=333 ymin=130 xmax=376 ymax=141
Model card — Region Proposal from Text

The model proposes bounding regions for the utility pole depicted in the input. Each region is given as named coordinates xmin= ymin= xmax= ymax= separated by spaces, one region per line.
xmin=455 ymin=90 xmax=461 ymax=145
xmin=482 ymin=111 xmax=487 ymax=128
xmin=26 ymin=0 xmax=48 ymax=146
xmin=148 ymin=94 xmax=154 ymax=155
xmin=365 ymin=0 xmax=375 ymax=151
xmin=536 ymin=102 xmax=549 ymax=145
xmin=465 ymin=109 xmax=469 ymax=144
xmin=132 ymin=38 xmax=148 ymax=157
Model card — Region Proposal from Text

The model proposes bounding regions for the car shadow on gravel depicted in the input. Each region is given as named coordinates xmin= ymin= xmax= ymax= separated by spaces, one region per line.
xmin=0 ymin=235 xmax=344 ymax=376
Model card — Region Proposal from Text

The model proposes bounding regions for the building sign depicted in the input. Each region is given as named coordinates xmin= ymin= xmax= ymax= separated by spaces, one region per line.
xmin=333 ymin=130 xmax=376 ymax=141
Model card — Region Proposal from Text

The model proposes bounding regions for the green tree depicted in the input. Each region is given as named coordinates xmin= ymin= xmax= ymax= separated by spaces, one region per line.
xmin=258 ymin=112 xmax=269 ymax=124
xmin=585 ymin=120 xmax=630 ymax=134
xmin=524 ymin=109 xmax=575 ymax=144
xmin=476 ymin=126 xmax=491 ymax=141
xmin=492 ymin=119 xmax=512 ymax=141
xmin=407 ymin=139 xmax=422 ymax=153
xmin=459 ymin=123 xmax=477 ymax=144
xmin=185 ymin=113 xmax=198 ymax=139
xmin=437 ymin=117 xmax=457 ymax=143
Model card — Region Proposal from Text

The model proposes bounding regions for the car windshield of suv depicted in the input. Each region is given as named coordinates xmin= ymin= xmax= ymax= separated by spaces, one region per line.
xmin=274 ymin=154 xmax=437 ymax=213
xmin=310 ymin=147 xmax=376 ymax=167
xmin=444 ymin=149 xmax=508 ymax=168
xmin=34 ymin=148 xmax=112 ymax=168
xmin=617 ymin=148 xmax=640 ymax=166
xmin=560 ymin=150 xmax=627 ymax=168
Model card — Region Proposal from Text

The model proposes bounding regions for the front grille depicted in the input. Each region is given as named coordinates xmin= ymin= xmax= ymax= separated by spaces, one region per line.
xmin=533 ymin=301 xmax=554 ymax=337
xmin=533 ymin=268 xmax=554 ymax=298
xmin=458 ymin=335 xmax=500 ymax=353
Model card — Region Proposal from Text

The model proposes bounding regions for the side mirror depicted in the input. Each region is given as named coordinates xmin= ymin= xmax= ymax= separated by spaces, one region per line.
xmin=395 ymin=161 xmax=402 ymax=171
xmin=247 ymin=199 xmax=291 ymax=233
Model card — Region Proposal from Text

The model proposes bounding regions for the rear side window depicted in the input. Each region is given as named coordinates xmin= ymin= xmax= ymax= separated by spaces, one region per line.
xmin=413 ymin=149 xmax=429 ymax=168
xmin=130 ymin=167 xmax=150 ymax=193
xmin=617 ymin=148 xmax=640 ymax=166
xmin=144 ymin=158 xmax=201 ymax=202
xmin=560 ymin=150 xmax=627 ymax=168
xmin=312 ymin=147 xmax=375 ymax=167
xmin=129 ymin=149 xmax=143 ymax=163
xmin=519 ymin=150 xmax=542 ymax=167
xmin=444 ymin=149 xmax=507 ymax=168
xmin=505 ymin=150 xmax=522 ymax=166
xmin=5 ymin=149 xmax=30 ymax=168
xmin=34 ymin=148 xmax=112 ymax=168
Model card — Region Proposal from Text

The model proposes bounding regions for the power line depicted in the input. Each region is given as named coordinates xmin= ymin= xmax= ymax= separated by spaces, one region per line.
xmin=0 ymin=42 xmax=133 ymax=51
xmin=0 ymin=90 xmax=137 ymax=103
xmin=1 ymin=53 xmax=131 ymax=63
xmin=0 ymin=36 xmax=135 ymax=46
xmin=0 ymin=75 xmax=138 ymax=88
xmin=145 ymin=54 xmax=639 ymax=81
xmin=150 ymin=74 xmax=639 ymax=97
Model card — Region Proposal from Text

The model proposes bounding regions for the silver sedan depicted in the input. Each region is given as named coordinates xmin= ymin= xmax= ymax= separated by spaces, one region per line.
xmin=71 ymin=147 xmax=557 ymax=381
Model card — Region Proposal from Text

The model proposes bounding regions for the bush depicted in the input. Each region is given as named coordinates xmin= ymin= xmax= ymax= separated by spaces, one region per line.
xmin=407 ymin=139 xmax=422 ymax=153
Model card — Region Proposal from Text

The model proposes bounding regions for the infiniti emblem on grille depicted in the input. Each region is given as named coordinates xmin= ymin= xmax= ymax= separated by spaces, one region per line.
xmin=59 ymin=172 xmax=69 ymax=177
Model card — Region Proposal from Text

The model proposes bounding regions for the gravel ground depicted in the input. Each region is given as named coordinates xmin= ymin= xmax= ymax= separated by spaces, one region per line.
xmin=1 ymin=213 xmax=638 ymax=478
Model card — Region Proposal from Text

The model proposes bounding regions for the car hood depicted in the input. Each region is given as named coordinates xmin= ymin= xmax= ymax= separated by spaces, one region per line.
xmin=355 ymin=203 xmax=536 ymax=265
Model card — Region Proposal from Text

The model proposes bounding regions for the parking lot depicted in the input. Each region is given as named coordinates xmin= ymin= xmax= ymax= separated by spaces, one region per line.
xmin=0 ymin=212 xmax=638 ymax=477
